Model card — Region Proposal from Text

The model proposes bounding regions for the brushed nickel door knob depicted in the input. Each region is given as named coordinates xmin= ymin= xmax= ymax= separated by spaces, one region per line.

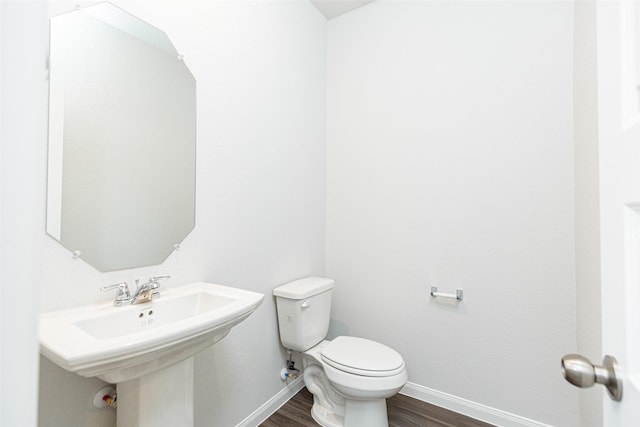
xmin=561 ymin=354 xmax=623 ymax=401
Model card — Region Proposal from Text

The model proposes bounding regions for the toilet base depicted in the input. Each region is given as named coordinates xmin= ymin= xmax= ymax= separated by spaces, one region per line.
xmin=309 ymin=394 xmax=390 ymax=427
xmin=304 ymin=362 xmax=345 ymax=427
xmin=311 ymin=403 xmax=343 ymax=427
xmin=343 ymin=398 xmax=389 ymax=427
xmin=301 ymin=340 xmax=405 ymax=427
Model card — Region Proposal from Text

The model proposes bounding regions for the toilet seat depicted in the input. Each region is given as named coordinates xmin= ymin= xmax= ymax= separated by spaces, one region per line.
xmin=321 ymin=336 xmax=405 ymax=377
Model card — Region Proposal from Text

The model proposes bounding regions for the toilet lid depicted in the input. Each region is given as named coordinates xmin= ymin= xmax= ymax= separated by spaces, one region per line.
xmin=321 ymin=336 xmax=405 ymax=377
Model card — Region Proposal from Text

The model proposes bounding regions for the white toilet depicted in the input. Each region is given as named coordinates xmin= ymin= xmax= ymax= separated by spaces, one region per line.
xmin=273 ymin=277 xmax=408 ymax=427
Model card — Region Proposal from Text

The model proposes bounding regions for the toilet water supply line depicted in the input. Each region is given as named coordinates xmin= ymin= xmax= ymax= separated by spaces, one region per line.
xmin=92 ymin=386 xmax=117 ymax=409
xmin=102 ymin=392 xmax=117 ymax=408
xmin=280 ymin=350 xmax=300 ymax=380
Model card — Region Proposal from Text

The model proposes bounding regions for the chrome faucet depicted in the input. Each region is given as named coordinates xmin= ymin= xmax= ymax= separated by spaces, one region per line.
xmin=100 ymin=282 xmax=132 ymax=307
xmin=101 ymin=275 xmax=170 ymax=306
xmin=131 ymin=275 xmax=169 ymax=304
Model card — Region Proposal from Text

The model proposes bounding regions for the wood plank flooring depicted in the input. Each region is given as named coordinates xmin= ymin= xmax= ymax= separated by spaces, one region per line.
xmin=260 ymin=387 xmax=496 ymax=427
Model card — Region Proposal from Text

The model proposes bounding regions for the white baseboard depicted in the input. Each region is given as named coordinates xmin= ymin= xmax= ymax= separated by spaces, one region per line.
xmin=400 ymin=382 xmax=555 ymax=427
xmin=236 ymin=377 xmax=305 ymax=427
xmin=236 ymin=378 xmax=553 ymax=427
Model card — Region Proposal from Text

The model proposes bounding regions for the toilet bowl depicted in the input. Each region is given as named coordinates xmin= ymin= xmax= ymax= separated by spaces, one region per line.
xmin=303 ymin=337 xmax=407 ymax=427
xmin=321 ymin=336 xmax=407 ymax=398
xmin=273 ymin=277 xmax=408 ymax=427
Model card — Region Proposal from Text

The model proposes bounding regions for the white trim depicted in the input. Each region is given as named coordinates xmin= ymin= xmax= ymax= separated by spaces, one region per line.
xmin=236 ymin=378 xmax=553 ymax=427
xmin=235 ymin=377 xmax=305 ymax=427
xmin=620 ymin=0 xmax=640 ymax=128
xmin=399 ymin=382 xmax=555 ymax=427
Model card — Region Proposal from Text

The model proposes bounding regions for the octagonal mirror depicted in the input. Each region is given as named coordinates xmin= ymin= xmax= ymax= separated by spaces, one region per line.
xmin=46 ymin=2 xmax=196 ymax=272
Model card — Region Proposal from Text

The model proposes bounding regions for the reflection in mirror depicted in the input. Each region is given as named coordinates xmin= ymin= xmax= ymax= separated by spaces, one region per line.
xmin=47 ymin=3 xmax=196 ymax=272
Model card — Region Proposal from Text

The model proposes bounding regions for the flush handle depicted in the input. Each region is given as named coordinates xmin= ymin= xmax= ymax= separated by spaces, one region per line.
xmin=561 ymin=354 xmax=623 ymax=401
xmin=301 ymin=300 xmax=311 ymax=310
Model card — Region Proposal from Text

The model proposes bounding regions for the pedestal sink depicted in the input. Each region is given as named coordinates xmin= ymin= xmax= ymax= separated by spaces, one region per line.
xmin=39 ymin=282 xmax=264 ymax=427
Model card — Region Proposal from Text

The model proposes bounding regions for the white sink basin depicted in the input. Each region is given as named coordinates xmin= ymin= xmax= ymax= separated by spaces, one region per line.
xmin=39 ymin=282 xmax=264 ymax=383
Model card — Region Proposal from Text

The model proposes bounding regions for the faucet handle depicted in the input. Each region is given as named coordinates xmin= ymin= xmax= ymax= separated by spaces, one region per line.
xmin=100 ymin=282 xmax=131 ymax=306
xmin=148 ymin=275 xmax=170 ymax=288
xmin=100 ymin=281 xmax=130 ymax=295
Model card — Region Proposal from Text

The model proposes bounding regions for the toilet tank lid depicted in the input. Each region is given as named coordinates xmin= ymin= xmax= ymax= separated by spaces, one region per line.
xmin=273 ymin=276 xmax=335 ymax=299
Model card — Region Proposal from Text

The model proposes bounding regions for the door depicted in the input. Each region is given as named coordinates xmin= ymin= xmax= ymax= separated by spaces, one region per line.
xmin=598 ymin=0 xmax=640 ymax=424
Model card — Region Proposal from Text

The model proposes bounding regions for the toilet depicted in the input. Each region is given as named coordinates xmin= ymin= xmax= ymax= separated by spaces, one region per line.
xmin=273 ymin=277 xmax=408 ymax=427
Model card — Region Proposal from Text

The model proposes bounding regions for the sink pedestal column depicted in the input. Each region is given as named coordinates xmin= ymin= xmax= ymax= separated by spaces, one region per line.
xmin=117 ymin=357 xmax=195 ymax=427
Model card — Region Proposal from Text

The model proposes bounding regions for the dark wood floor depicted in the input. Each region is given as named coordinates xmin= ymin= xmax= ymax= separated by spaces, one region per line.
xmin=260 ymin=387 xmax=496 ymax=427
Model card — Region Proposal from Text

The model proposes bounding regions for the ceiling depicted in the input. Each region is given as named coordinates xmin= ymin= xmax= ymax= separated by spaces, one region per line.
xmin=310 ymin=0 xmax=375 ymax=19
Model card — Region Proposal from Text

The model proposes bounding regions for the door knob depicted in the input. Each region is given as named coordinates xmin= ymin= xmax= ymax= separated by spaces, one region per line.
xmin=561 ymin=354 xmax=622 ymax=401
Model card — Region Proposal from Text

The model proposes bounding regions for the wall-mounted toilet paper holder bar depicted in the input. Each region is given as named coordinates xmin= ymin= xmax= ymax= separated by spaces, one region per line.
xmin=430 ymin=286 xmax=464 ymax=301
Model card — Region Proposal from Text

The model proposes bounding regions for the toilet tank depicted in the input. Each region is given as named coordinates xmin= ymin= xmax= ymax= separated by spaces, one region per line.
xmin=273 ymin=277 xmax=334 ymax=352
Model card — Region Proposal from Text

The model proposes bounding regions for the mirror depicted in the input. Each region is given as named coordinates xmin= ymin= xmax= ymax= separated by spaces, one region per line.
xmin=47 ymin=3 xmax=196 ymax=272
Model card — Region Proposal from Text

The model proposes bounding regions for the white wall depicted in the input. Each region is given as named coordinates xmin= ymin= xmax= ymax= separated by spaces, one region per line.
xmin=326 ymin=2 xmax=577 ymax=426
xmin=38 ymin=1 xmax=326 ymax=426
xmin=7 ymin=1 xmax=587 ymax=426
xmin=1 ymin=2 xmax=48 ymax=427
